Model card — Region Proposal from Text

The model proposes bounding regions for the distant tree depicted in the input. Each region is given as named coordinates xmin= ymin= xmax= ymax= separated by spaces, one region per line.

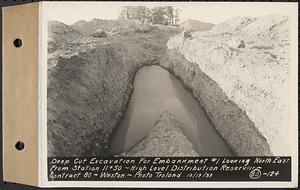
xmin=164 ymin=6 xmax=174 ymax=25
xmin=174 ymin=8 xmax=180 ymax=25
xmin=119 ymin=6 xmax=151 ymax=26
xmin=119 ymin=6 xmax=128 ymax=20
xmin=144 ymin=8 xmax=152 ymax=24
xmin=136 ymin=6 xmax=147 ymax=26
xmin=151 ymin=7 xmax=166 ymax=25
xmin=119 ymin=6 xmax=180 ymax=26
xmin=151 ymin=6 xmax=179 ymax=25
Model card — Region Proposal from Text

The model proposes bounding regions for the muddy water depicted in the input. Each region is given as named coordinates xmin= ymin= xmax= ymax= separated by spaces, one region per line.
xmin=109 ymin=65 xmax=232 ymax=156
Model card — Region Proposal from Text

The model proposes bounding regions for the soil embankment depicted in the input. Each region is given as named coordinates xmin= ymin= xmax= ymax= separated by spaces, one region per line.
xmin=48 ymin=15 xmax=291 ymax=157
xmin=164 ymin=15 xmax=291 ymax=155
xmin=47 ymin=20 xmax=179 ymax=156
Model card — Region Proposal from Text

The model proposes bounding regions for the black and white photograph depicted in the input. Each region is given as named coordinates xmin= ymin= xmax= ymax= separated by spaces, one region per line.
xmin=47 ymin=2 xmax=296 ymax=157
xmin=41 ymin=1 xmax=298 ymax=187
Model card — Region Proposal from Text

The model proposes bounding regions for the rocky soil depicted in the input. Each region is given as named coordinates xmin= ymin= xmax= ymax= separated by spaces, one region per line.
xmin=48 ymin=15 xmax=292 ymax=157
xmin=166 ymin=15 xmax=291 ymax=155
xmin=47 ymin=19 xmax=179 ymax=156
xmin=120 ymin=111 xmax=199 ymax=157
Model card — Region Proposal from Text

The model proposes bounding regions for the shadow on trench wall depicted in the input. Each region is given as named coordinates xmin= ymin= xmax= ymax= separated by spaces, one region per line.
xmin=47 ymin=43 xmax=158 ymax=157
xmin=160 ymin=50 xmax=272 ymax=156
xmin=47 ymin=40 xmax=272 ymax=157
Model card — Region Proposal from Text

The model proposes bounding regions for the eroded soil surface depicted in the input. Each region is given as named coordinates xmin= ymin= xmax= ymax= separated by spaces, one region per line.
xmin=48 ymin=16 xmax=292 ymax=157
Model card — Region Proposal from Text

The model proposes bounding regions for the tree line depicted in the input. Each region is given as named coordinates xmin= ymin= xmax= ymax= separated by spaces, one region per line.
xmin=119 ymin=6 xmax=180 ymax=26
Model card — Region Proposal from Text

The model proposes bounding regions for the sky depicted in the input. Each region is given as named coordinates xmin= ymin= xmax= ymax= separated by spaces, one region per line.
xmin=43 ymin=2 xmax=298 ymax=25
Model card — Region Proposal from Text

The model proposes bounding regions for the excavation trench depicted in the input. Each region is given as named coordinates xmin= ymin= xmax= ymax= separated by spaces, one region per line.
xmin=48 ymin=45 xmax=271 ymax=157
xmin=48 ymin=12 xmax=289 ymax=157
xmin=108 ymin=65 xmax=232 ymax=156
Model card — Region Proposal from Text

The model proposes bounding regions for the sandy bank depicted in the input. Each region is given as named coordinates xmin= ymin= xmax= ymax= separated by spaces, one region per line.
xmin=165 ymin=15 xmax=292 ymax=155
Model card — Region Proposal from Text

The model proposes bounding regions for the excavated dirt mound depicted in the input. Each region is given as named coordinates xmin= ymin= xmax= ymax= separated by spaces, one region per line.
xmin=166 ymin=15 xmax=291 ymax=155
xmin=120 ymin=111 xmax=199 ymax=157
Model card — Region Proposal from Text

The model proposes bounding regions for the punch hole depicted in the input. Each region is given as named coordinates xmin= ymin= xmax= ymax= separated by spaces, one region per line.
xmin=15 ymin=141 xmax=25 ymax=151
xmin=13 ymin=38 xmax=22 ymax=48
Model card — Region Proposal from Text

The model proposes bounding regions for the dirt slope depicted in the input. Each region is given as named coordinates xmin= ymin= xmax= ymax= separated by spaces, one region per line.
xmin=180 ymin=19 xmax=214 ymax=31
xmin=48 ymin=20 xmax=82 ymax=54
xmin=166 ymin=15 xmax=291 ymax=155
xmin=120 ymin=111 xmax=199 ymax=157
xmin=47 ymin=21 xmax=178 ymax=156
xmin=71 ymin=18 xmax=149 ymax=34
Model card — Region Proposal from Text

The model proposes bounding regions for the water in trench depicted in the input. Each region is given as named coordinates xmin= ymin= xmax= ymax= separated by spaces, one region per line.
xmin=108 ymin=65 xmax=232 ymax=156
